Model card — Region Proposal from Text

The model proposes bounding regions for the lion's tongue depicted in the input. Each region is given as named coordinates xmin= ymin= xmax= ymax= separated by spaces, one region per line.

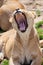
xmin=19 ymin=22 xmax=26 ymax=31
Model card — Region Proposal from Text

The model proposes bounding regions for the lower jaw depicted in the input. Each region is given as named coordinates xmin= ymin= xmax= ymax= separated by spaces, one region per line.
xmin=18 ymin=25 xmax=27 ymax=32
xmin=19 ymin=29 xmax=26 ymax=33
xmin=21 ymin=30 xmax=26 ymax=32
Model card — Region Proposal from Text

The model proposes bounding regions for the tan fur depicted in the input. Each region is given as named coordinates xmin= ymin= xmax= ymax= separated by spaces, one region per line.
xmin=0 ymin=9 xmax=42 ymax=65
xmin=0 ymin=0 xmax=24 ymax=31
xmin=0 ymin=0 xmax=4 ymax=7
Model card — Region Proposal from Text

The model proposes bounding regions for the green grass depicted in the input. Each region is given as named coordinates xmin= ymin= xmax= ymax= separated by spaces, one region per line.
xmin=39 ymin=34 xmax=43 ymax=40
xmin=41 ymin=58 xmax=43 ymax=65
xmin=36 ymin=28 xmax=43 ymax=40
xmin=1 ymin=59 xmax=9 ymax=65
xmin=36 ymin=28 xmax=43 ymax=34
xmin=35 ymin=20 xmax=43 ymax=28
xmin=41 ymin=62 xmax=43 ymax=65
xmin=36 ymin=10 xmax=41 ymax=17
xmin=35 ymin=20 xmax=43 ymax=40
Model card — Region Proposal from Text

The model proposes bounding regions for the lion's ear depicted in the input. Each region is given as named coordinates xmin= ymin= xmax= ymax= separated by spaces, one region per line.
xmin=31 ymin=11 xmax=36 ymax=19
xmin=23 ymin=10 xmax=36 ymax=19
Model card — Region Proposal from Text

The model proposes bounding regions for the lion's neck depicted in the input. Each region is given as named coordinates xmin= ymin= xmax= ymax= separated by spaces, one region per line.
xmin=19 ymin=32 xmax=29 ymax=47
xmin=18 ymin=27 xmax=35 ymax=48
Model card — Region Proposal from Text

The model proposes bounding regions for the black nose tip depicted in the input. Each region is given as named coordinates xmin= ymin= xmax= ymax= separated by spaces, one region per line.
xmin=16 ymin=8 xmax=20 ymax=12
xmin=14 ymin=8 xmax=21 ymax=15
xmin=20 ymin=58 xmax=33 ymax=65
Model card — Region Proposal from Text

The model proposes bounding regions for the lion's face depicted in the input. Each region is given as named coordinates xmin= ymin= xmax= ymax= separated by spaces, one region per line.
xmin=9 ymin=9 xmax=34 ymax=33
xmin=13 ymin=9 xmax=28 ymax=32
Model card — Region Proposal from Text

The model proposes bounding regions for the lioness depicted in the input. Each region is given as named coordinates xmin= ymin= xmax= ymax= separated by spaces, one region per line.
xmin=0 ymin=9 xmax=42 ymax=65
xmin=0 ymin=0 xmax=24 ymax=31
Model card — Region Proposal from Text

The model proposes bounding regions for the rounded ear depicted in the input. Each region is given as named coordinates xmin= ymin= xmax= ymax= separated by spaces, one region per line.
xmin=31 ymin=11 xmax=36 ymax=19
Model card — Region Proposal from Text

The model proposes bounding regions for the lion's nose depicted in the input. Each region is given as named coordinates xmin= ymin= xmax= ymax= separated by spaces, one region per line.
xmin=14 ymin=9 xmax=26 ymax=22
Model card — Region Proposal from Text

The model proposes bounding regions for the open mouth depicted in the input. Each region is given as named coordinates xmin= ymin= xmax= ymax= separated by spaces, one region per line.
xmin=14 ymin=10 xmax=28 ymax=32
